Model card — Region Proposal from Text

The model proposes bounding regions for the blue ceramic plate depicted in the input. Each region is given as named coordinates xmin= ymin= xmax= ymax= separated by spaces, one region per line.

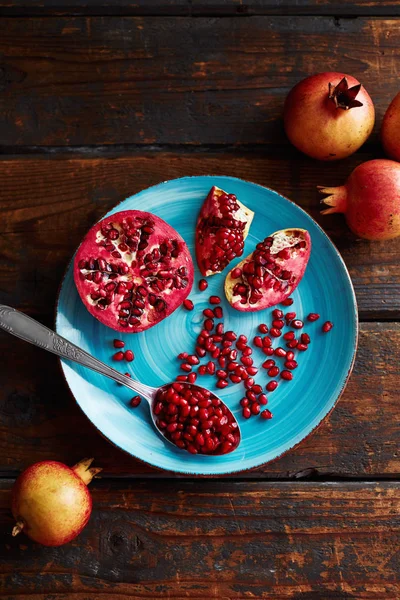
xmin=56 ymin=176 xmax=358 ymax=475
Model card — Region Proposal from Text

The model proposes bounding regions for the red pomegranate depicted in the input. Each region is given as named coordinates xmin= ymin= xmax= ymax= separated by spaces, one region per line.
xmin=74 ymin=210 xmax=194 ymax=332
xmin=195 ymin=186 xmax=254 ymax=276
xmin=225 ymin=228 xmax=311 ymax=311
xmin=320 ymin=159 xmax=400 ymax=240
xmin=381 ymin=92 xmax=400 ymax=161
xmin=11 ymin=458 xmax=101 ymax=547
xmin=284 ymin=73 xmax=375 ymax=160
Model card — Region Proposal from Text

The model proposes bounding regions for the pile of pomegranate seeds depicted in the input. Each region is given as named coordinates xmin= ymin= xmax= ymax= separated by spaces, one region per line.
xmin=174 ymin=294 xmax=333 ymax=422
xmin=154 ymin=383 xmax=240 ymax=454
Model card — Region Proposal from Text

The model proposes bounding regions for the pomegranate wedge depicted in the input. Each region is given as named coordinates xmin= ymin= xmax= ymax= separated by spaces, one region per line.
xmin=74 ymin=210 xmax=194 ymax=332
xmin=195 ymin=186 xmax=254 ymax=276
xmin=225 ymin=228 xmax=311 ymax=311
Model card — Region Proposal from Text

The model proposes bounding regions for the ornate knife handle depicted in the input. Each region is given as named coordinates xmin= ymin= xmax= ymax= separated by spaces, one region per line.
xmin=0 ymin=305 xmax=154 ymax=401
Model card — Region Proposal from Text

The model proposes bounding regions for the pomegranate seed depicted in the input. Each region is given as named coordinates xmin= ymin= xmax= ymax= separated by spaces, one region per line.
xmin=301 ymin=333 xmax=311 ymax=344
xmin=286 ymin=351 xmax=295 ymax=361
xmin=216 ymin=379 xmax=228 ymax=389
xmin=206 ymin=361 xmax=215 ymax=375
xmin=183 ymin=299 xmax=194 ymax=311
xmin=284 ymin=360 xmax=298 ymax=370
xmin=266 ymin=381 xmax=278 ymax=392
xmin=188 ymin=373 xmax=197 ymax=383
xmin=240 ymin=397 xmax=250 ymax=407
xmin=281 ymin=298 xmax=293 ymax=306
xmin=322 ymin=321 xmax=333 ymax=333
xmin=113 ymin=351 xmax=124 ymax=361
xmin=181 ymin=363 xmax=192 ymax=372
xmin=272 ymin=309 xmax=284 ymax=319
xmin=242 ymin=347 xmax=252 ymax=357
xmin=210 ymin=295 xmax=221 ymax=304
xmin=258 ymin=324 xmax=268 ymax=334
xmin=291 ymin=319 xmax=304 ymax=329
xmin=270 ymin=328 xmax=281 ymax=337
xmin=216 ymin=323 xmax=224 ymax=335
xmin=203 ymin=308 xmax=214 ymax=318
xmin=244 ymin=378 xmax=255 ymax=389
xmin=176 ymin=375 xmax=188 ymax=382
xmin=216 ymin=369 xmax=228 ymax=379
xmin=228 ymin=361 xmax=239 ymax=371
xmin=113 ymin=339 xmax=125 ymax=348
xmin=199 ymin=279 xmax=208 ymax=291
xmin=224 ymin=331 xmax=237 ymax=341
xmin=263 ymin=336 xmax=272 ymax=347
xmin=196 ymin=347 xmax=206 ymax=358
xmin=285 ymin=312 xmax=296 ymax=322
xmin=130 ymin=395 xmax=142 ymax=407
xmin=274 ymin=347 xmax=286 ymax=358
xmin=204 ymin=318 xmax=214 ymax=331
xmin=230 ymin=374 xmax=242 ymax=384
xmin=267 ymin=366 xmax=280 ymax=377
xmin=214 ymin=306 xmax=223 ymax=319
xmin=286 ymin=340 xmax=298 ymax=349
xmin=263 ymin=347 xmax=274 ymax=356
xmin=242 ymin=407 xmax=251 ymax=419
xmin=198 ymin=365 xmax=207 ymax=375
xmin=218 ymin=356 xmax=227 ymax=368
xmin=272 ymin=319 xmax=285 ymax=329
xmin=297 ymin=343 xmax=308 ymax=351
xmin=178 ymin=352 xmax=189 ymax=360
xmin=252 ymin=384 xmax=263 ymax=394
xmin=187 ymin=355 xmax=200 ymax=365
xmin=307 ymin=313 xmax=320 ymax=322
xmin=253 ymin=336 xmax=263 ymax=348
xmin=259 ymin=394 xmax=268 ymax=405
xmin=240 ymin=356 xmax=253 ymax=367
xmin=251 ymin=403 xmax=260 ymax=415
xmin=238 ymin=334 xmax=248 ymax=344
xmin=246 ymin=390 xmax=257 ymax=402
xmin=229 ymin=349 xmax=238 ymax=360
xmin=231 ymin=267 xmax=242 ymax=279
xmin=283 ymin=331 xmax=295 ymax=341
xmin=211 ymin=348 xmax=220 ymax=359
xmin=281 ymin=370 xmax=293 ymax=381
xmin=247 ymin=366 xmax=258 ymax=376
xmin=124 ymin=350 xmax=134 ymax=362
xmin=261 ymin=409 xmax=273 ymax=419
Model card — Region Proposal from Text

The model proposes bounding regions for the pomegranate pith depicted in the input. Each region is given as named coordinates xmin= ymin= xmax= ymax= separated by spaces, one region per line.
xmin=74 ymin=210 xmax=194 ymax=333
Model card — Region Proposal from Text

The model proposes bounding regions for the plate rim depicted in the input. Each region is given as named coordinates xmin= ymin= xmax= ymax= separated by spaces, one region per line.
xmin=55 ymin=174 xmax=359 ymax=476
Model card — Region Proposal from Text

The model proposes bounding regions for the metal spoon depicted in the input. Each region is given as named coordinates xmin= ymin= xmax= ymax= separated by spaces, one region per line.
xmin=0 ymin=305 xmax=241 ymax=455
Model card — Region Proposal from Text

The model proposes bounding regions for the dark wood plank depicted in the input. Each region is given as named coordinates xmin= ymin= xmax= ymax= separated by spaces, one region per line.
xmin=0 ymin=16 xmax=400 ymax=146
xmin=1 ymin=480 xmax=399 ymax=598
xmin=1 ymin=152 xmax=399 ymax=320
xmin=2 ymin=1 xmax=400 ymax=16
xmin=0 ymin=321 xmax=398 ymax=478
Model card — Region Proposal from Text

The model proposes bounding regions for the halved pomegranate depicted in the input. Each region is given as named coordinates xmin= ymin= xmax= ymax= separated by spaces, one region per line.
xmin=195 ymin=186 xmax=254 ymax=276
xmin=224 ymin=229 xmax=311 ymax=311
xmin=74 ymin=210 xmax=194 ymax=332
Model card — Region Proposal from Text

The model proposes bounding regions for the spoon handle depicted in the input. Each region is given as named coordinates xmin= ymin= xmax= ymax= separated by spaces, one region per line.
xmin=0 ymin=305 xmax=155 ymax=401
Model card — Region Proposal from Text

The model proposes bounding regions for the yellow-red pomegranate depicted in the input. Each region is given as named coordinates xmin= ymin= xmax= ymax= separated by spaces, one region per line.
xmin=381 ymin=92 xmax=400 ymax=161
xmin=196 ymin=186 xmax=254 ymax=276
xmin=225 ymin=228 xmax=311 ymax=311
xmin=320 ymin=159 xmax=400 ymax=240
xmin=284 ymin=73 xmax=374 ymax=160
xmin=11 ymin=458 xmax=101 ymax=546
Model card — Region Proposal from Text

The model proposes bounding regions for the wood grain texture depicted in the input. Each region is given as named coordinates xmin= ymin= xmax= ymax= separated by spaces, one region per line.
xmin=0 ymin=321 xmax=398 ymax=478
xmin=0 ymin=16 xmax=400 ymax=146
xmin=0 ymin=480 xmax=399 ymax=598
xmin=2 ymin=1 xmax=400 ymax=16
xmin=1 ymin=153 xmax=399 ymax=320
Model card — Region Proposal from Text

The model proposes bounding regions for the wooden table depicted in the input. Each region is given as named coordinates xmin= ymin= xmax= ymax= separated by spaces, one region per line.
xmin=1 ymin=2 xmax=399 ymax=598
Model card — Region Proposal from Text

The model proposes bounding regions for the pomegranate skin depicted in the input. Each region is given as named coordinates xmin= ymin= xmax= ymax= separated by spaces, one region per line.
xmin=382 ymin=92 xmax=400 ymax=161
xmin=11 ymin=460 xmax=98 ymax=546
xmin=284 ymin=72 xmax=374 ymax=161
xmin=320 ymin=159 xmax=400 ymax=241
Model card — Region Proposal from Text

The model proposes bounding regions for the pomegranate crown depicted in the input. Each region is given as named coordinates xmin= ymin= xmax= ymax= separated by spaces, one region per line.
xmin=328 ymin=77 xmax=363 ymax=110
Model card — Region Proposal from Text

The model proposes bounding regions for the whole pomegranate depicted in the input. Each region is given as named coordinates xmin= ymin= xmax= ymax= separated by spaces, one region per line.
xmin=284 ymin=73 xmax=375 ymax=160
xmin=320 ymin=159 xmax=400 ymax=240
xmin=196 ymin=186 xmax=254 ymax=276
xmin=74 ymin=210 xmax=194 ymax=332
xmin=12 ymin=458 xmax=101 ymax=546
xmin=381 ymin=92 xmax=400 ymax=161
xmin=225 ymin=228 xmax=311 ymax=311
